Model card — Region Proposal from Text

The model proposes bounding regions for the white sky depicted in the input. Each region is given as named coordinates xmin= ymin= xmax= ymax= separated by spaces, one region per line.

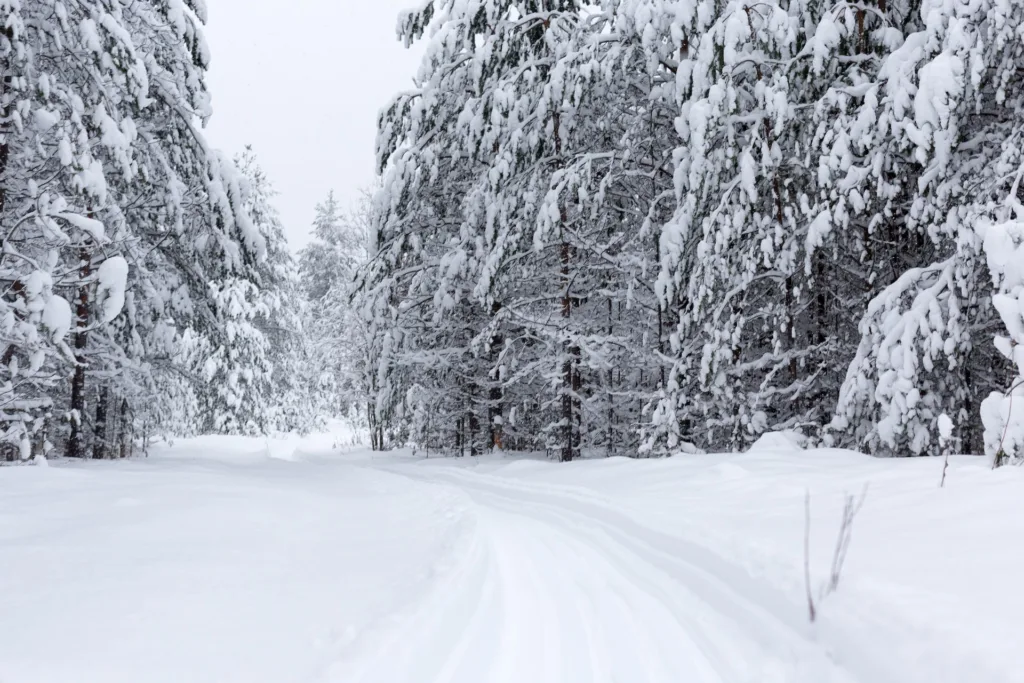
xmin=202 ymin=1 xmax=423 ymax=252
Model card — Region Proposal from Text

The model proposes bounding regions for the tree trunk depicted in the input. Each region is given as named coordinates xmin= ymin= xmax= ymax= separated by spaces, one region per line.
xmin=489 ymin=301 xmax=504 ymax=451
xmin=607 ymin=299 xmax=615 ymax=457
xmin=368 ymin=402 xmax=376 ymax=450
xmin=466 ymin=371 xmax=480 ymax=457
xmin=92 ymin=385 xmax=108 ymax=459
xmin=65 ymin=248 xmax=91 ymax=459
xmin=469 ymin=407 xmax=479 ymax=456
xmin=32 ymin=419 xmax=47 ymax=459
xmin=553 ymin=109 xmax=579 ymax=463
xmin=0 ymin=39 xmax=12 ymax=219
xmin=110 ymin=393 xmax=122 ymax=459
xmin=560 ymin=239 xmax=580 ymax=462
xmin=119 ymin=397 xmax=131 ymax=458
xmin=455 ymin=413 xmax=463 ymax=456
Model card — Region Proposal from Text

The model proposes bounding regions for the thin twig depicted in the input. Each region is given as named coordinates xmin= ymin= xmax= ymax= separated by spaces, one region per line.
xmin=804 ymin=490 xmax=816 ymax=622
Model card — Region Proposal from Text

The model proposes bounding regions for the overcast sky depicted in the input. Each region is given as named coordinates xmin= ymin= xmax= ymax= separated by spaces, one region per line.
xmin=202 ymin=1 xmax=423 ymax=252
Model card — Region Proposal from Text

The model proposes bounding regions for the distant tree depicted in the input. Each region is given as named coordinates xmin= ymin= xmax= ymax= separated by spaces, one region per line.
xmin=298 ymin=189 xmax=374 ymax=434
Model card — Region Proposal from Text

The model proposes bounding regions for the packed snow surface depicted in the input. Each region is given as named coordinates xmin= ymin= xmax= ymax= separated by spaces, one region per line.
xmin=1 ymin=432 xmax=1021 ymax=683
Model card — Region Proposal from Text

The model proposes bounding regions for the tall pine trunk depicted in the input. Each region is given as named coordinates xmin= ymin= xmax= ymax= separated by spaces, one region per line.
xmin=0 ymin=36 xmax=11 ymax=218
xmin=489 ymin=301 xmax=504 ymax=450
xmin=368 ymin=401 xmax=378 ymax=451
xmin=467 ymin=380 xmax=480 ymax=457
xmin=92 ymin=385 xmax=108 ymax=459
xmin=554 ymin=108 xmax=580 ymax=463
xmin=118 ymin=397 xmax=131 ymax=459
xmin=560 ymin=238 xmax=580 ymax=462
xmin=606 ymin=299 xmax=615 ymax=457
xmin=66 ymin=248 xmax=90 ymax=459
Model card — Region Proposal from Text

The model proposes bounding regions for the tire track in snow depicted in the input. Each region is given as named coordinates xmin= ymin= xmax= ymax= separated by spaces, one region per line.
xmin=375 ymin=463 xmax=898 ymax=683
xmin=451 ymin=479 xmax=783 ymax=683
xmin=306 ymin=481 xmax=489 ymax=683
xmin=438 ymin=467 xmax=887 ymax=681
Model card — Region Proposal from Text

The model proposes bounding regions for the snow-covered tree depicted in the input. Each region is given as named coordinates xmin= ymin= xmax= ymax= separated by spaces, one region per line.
xmin=0 ymin=0 xmax=282 ymax=459
xmin=828 ymin=0 xmax=1023 ymax=459
xmin=182 ymin=148 xmax=313 ymax=436
xmin=367 ymin=0 xmax=682 ymax=459
xmin=360 ymin=0 xmax=1024 ymax=462
xmin=297 ymin=189 xmax=373 ymax=435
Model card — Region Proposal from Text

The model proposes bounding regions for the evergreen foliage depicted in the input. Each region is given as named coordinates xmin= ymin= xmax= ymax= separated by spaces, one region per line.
xmin=0 ymin=1 xmax=297 ymax=459
xmin=359 ymin=0 xmax=1024 ymax=465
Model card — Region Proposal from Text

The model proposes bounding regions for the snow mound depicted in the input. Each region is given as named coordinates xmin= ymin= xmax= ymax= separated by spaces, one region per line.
xmin=264 ymin=438 xmax=301 ymax=462
xmin=675 ymin=441 xmax=706 ymax=455
xmin=94 ymin=256 xmax=129 ymax=323
xmin=58 ymin=212 xmax=106 ymax=242
xmin=747 ymin=430 xmax=809 ymax=452
xmin=42 ymin=294 xmax=72 ymax=341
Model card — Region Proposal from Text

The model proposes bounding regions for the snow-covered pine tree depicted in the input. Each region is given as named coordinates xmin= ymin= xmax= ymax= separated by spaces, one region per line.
xmin=363 ymin=149 xmax=491 ymax=454
xmin=298 ymin=189 xmax=374 ymax=431
xmin=830 ymin=0 xmax=1022 ymax=458
xmin=367 ymin=1 xmax=519 ymax=455
xmin=235 ymin=148 xmax=304 ymax=433
xmin=300 ymin=191 xmax=367 ymax=303
xmin=368 ymin=0 xmax=1024 ymax=461
xmin=372 ymin=0 xmax=684 ymax=459
xmin=635 ymin=0 xmax=1016 ymax=457
xmin=185 ymin=148 xmax=310 ymax=437
xmin=0 ymin=0 xmax=142 ymax=458
xmin=633 ymin=0 xmax=871 ymax=453
xmin=0 ymin=0 xmax=279 ymax=458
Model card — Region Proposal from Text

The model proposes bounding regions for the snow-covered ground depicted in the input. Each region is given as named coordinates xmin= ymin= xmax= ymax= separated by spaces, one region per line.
xmin=1 ymin=432 xmax=1021 ymax=683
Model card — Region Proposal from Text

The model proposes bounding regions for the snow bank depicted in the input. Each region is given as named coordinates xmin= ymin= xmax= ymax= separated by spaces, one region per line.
xmin=0 ymin=438 xmax=475 ymax=683
xmin=746 ymin=429 xmax=809 ymax=452
xmin=470 ymin=447 xmax=1021 ymax=683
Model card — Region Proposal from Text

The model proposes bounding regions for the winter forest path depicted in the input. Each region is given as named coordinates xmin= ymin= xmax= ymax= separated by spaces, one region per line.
xmin=2 ymin=437 xmax=1020 ymax=683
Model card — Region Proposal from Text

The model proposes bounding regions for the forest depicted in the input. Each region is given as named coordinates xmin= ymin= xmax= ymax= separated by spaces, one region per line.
xmin=3 ymin=0 xmax=1024 ymax=466
xmin=2 ymin=2 xmax=1023 ymax=681
xmin=0 ymin=0 xmax=363 ymax=462
xmin=362 ymin=0 xmax=1024 ymax=463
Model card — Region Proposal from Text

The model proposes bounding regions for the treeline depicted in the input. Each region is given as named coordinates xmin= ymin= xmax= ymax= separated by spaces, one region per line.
xmin=357 ymin=0 xmax=1024 ymax=463
xmin=0 ymin=2 xmax=307 ymax=461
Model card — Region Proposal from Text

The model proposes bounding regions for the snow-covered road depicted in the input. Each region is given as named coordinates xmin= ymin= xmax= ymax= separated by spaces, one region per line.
xmin=345 ymin=464 xmax=863 ymax=683
xmin=2 ymin=435 xmax=1022 ymax=683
